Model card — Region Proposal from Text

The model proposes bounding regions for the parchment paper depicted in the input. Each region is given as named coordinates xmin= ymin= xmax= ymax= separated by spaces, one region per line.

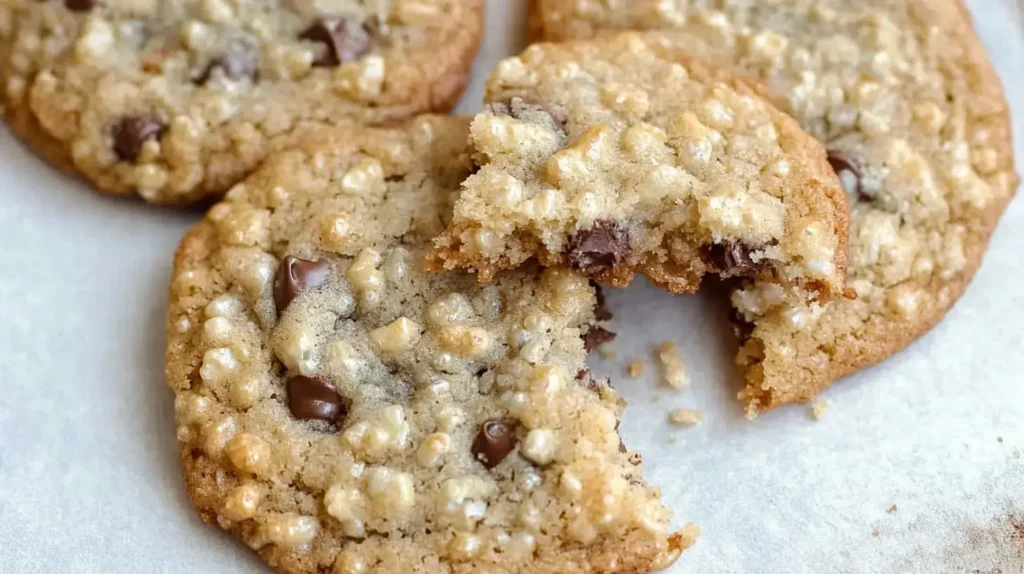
xmin=1 ymin=1 xmax=1022 ymax=572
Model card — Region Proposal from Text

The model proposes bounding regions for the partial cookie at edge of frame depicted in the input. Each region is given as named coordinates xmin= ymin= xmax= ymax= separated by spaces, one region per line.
xmin=0 ymin=0 xmax=483 ymax=204
xmin=528 ymin=0 xmax=1019 ymax=416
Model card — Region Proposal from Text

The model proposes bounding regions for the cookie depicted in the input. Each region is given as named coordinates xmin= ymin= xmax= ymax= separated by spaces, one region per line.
xmin=165 ymin=116 xmax=695 ymax=574
xmin=529 ymin=0 xmax=1019 ymax=415
xmin=0 ymin=0 xmax=482 ymax=204
xmin=429 ymin=34 xmax=850 ymax=308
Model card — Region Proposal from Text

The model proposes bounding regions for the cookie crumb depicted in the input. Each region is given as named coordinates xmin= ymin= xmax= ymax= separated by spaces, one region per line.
xmin=657 ymin=341 xmax=689 ymax=390
xmin=810 ymin=398 xmax=829 ymax=420
xmin=627 ymin=360 xmax=646 ymax=377
xmin=872 ymin=529 xmax=880 ymax=537
xmin=600 ymin=348 xmax=617 ymax=360
xmin=887 ymin=504 xmax=899 ymax=514
xmin=680 ymin=522 xmax=701 ymax=541
xmin=668 ymin=409 xmax=702 ymax=427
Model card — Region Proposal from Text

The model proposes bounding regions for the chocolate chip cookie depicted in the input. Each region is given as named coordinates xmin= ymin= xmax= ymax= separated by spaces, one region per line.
xmin=165 ymin=117 xmax=695 ymax=573
xmin=529 ymin=0 xmax=1019 ymax=416
xmin=429 ymin=34 xmax=850 ymax=308
xmin=0 ymin=0 xmax=482 ymax=204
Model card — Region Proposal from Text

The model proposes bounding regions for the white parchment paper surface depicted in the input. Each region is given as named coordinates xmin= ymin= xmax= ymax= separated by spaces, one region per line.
xmin=1 ymin=1 xmax=1022 ymax=572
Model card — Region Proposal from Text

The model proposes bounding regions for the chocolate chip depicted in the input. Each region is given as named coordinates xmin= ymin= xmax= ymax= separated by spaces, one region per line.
xmin=286 ymin=376 xmax=347 ymax=422
xmin=112 ymin=115 xmax=166 ymax=162
xmin=299 ymin=18 xmax=371 ymax=67
xmin=471 ymin=418 xmax=517 ymax=469
xmin=65 ymin=0 xmax=98 ymax=11
xmin=826 ymin=149 xmax=871 ymax=199
xmin=704 ymin=242 xmax=765 ymax=279
xmin=196 ymin=47 xmax=259 ymax=85
xmin=592 ymin=281 xmax=613 ymax=321
xmin=582 ymin=326 xmax=616 ymax=353
xmin=566 ymin=221 xmax=630 ymax=275
xmin=274 ymin=256 xmax=330 ymax=313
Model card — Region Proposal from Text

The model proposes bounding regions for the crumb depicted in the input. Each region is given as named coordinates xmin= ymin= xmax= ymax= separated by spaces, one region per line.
xmin=887 ymin=504 xmax=899 ymax=514
xmin=657 ymin=341 xmax=689 ymax=390
xmin=668 ymin=408 xmax=702 ymax=426
xmin=599 ymin=348 xmax=617 ymax=360
xmin=810 ymin=398 xmax=829 ymax=420
xmin=668 ymin=436 xmax=681 ymax=444
xmin=997 ymin=436 xmax=1004 ymax=443
xmin=652 ymin=394 xmax=663 ymax=403
xmin=627 ymin=360 xmax=645 ymax=377
xmin=872 ymin=529 xmax=880 ymax=537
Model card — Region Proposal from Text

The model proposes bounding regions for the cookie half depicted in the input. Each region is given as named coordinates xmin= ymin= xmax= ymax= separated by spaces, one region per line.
xmin=430 ymin=34 xmax=850 ymax=305
xmin=0 ymin=0 xmax=482 ymax=204
xmin=529 ymin=0 xmax=1019 ymax=416
xmin=165 ymin=117 xmax=695 ymax=573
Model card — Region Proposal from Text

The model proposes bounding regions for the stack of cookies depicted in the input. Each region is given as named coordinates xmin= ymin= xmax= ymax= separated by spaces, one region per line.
xmin=2 ymin=0 xmax=1016 ymax=572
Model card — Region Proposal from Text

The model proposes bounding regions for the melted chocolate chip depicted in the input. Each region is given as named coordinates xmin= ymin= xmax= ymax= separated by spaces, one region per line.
xmin=582 ymin=326 xmax=616 ymax=353
xmin=286 ymin=376 xmax=347 ymax=422
xmin=705 ymin=242 xmax=766 ymax=279
xmin=592 ymin=281 xmax=613 ymax=321
xmin=274 ymin=256 xmax=330 ymax=313
xmin=826 ymin=149 xmax=870 ymax=199
xmin=65 ymin=0 xmax=98 ymax=11
xmin=566 ymin=221 xmax=630 ymax=275
xmin=112 ymin=115 xmax=166 ymax=162
xmin=299 ymin=18 xmax=372 ymax=67
xmin=196 ymin=47 xmax=259 ymax=85
xmin=471 ymin=419 xmax=517 ymax=469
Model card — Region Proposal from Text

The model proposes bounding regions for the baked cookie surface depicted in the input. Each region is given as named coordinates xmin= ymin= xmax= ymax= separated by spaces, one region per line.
xmin=165 ymin=116 xmax=694 ymax=574
xmin=530 ymin=0 xmax=1019 ymax=416
xmin=0 ymin=0 xmax=482 ymax=204
xmin=431 ymin=34 xmax=849 ymax=302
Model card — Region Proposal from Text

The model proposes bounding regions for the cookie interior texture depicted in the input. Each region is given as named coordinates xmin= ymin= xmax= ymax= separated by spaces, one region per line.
xmin=529 ymin=0 xmax=1019 ymax=417
xmin=166 ymin=117 xmax=695 ymax=574
xmin=0 ymin=0 xmax=482 ymax=204
xmin=431 ymin=35 xmax=849 ymax=310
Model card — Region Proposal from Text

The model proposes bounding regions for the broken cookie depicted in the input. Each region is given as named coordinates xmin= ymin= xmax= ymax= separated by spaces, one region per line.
xmin=430 ymin=34 xmax=850 ymax=309
xmin=165 ymin=117 xmax=695 ymax=574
